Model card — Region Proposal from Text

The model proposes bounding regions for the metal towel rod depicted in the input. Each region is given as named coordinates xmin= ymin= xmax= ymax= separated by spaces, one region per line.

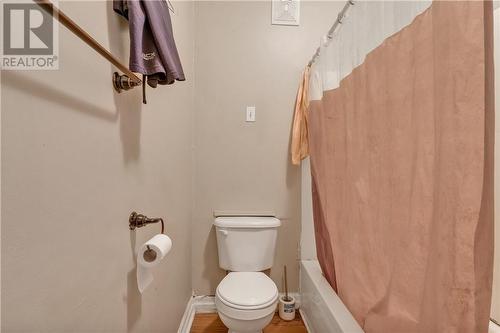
xmin=33 ymin=0 xmax=142 ymax=91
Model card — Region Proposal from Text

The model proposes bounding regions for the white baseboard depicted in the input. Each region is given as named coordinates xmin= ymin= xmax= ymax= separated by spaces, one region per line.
xmin=177 ymin=295 xmax=216 ymax=333
xmin=177 ymin=293 xmax=301 ymax=333
xmin=193 ymin=295 xmax=217 ymax=313
xmin=177 ymin=296 xmax=195 ymax=333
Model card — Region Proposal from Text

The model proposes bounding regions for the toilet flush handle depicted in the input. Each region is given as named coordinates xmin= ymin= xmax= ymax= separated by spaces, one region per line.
xmin=219 ymin=229 xmax=229 ymax=236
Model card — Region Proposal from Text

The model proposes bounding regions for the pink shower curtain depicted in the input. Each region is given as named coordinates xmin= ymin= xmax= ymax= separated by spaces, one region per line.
xmin=308 ymin=2 xmax=494 ymax=332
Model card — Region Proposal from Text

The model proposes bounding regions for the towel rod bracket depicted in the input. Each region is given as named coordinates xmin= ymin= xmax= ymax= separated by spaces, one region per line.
xmin=113 ymin=72 xmax=141 ymax=93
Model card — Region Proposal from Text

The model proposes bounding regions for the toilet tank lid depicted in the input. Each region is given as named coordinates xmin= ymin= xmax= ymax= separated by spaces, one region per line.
xmin=214 ymin=216 xmax=281 ymax=228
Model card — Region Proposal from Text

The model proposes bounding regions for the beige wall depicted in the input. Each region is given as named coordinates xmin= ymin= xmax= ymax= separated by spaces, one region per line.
xmin=1 ymin=1 xmax=194 ymax=332
xmin=1 ymin=0 xmax=349 ymax=329
xmin=192 ymin=1 xmax=344 ymax=295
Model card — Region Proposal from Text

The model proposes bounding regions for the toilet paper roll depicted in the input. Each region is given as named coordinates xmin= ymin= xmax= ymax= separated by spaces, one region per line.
xmin=137 ymin=234 xmax=172 ymax=293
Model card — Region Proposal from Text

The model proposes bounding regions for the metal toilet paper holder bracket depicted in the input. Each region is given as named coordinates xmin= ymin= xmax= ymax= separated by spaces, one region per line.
xmin=129 ymin=211 xmax=165 ymax=234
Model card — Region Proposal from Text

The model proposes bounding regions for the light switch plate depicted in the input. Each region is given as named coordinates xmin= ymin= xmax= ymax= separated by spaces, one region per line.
xmin=246 ymin=106 xmax=256 ymax=122
xmin=272 ymin=0 xmax=300 ymax=26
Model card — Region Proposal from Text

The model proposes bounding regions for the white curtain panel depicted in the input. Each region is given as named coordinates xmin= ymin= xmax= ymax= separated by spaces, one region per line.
xmin=310 ymin=0 xmax=432 ymax=101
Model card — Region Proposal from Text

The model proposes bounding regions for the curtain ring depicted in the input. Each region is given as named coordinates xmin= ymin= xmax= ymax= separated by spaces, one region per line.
xmin=337 ymin=13 xmax=344 ymax=24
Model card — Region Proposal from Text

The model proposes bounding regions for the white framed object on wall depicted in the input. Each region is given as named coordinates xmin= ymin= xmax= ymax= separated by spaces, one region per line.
xmin=272 ymin=0 xmax=300 ymax=26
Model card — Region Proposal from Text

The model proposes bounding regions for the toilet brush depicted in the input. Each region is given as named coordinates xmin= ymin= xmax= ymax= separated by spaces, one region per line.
xmin=284 ymin=265 xmax=290 ymax=302
xmin=279 ymin=265 xmax=296 ymax=320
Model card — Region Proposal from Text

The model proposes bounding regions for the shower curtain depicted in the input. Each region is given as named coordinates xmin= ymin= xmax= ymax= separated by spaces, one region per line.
xmin=308 ymin=1 xmax=494 ymax=332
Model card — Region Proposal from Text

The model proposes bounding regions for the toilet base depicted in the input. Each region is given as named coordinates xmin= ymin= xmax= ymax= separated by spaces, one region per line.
xmin=217 ymin=306 xmax=275 ymax=333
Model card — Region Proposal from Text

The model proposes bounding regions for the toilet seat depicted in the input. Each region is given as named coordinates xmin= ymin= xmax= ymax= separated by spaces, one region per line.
xmin=216 ymin=272 xmax=279 ymax=310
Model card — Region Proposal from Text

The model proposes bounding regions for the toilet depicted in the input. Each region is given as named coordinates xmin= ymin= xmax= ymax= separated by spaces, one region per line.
xmin=214 ymin=216 xmax=281 ymax=333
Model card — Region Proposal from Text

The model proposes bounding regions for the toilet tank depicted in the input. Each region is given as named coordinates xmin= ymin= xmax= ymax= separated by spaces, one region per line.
xmin=214 ymin=216 xmax=281 ymax=271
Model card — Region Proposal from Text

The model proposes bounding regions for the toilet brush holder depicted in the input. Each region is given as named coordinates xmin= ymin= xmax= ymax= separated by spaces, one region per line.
xmin=278 ymin=295 xmax=296 ymax=321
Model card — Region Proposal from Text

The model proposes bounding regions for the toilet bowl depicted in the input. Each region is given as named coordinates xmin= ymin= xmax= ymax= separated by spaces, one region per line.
xmin=215 ymin=272 xmax=279 ymax=333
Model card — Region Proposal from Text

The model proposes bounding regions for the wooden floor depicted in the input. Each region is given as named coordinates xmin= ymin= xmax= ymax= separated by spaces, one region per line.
xmin=190 ymin=312 xmax=308 ymax=333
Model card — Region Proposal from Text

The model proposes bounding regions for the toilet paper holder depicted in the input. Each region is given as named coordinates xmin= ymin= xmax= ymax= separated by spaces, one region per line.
xmin=129 ymin=212 xmax=165 ymax=234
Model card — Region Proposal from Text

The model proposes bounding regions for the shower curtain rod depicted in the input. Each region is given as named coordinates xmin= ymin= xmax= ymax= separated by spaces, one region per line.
xmin=33 ymin=0 xmax=142 ymax=86
xmin=308 ymin=0 xmax=355 ymax=67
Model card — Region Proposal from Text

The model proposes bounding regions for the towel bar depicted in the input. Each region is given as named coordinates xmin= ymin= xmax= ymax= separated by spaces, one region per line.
xmin=33 ymin=0 xmax=142 ymax=90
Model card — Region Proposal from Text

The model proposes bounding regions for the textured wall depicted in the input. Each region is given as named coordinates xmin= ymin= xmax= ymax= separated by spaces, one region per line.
xmin=1 ymin=1 xmax=194 ymax=332
xmin=192 ymin=0 xmax=344 ymax=295
xmin=1 ymin=1 xmax=352 ymax=330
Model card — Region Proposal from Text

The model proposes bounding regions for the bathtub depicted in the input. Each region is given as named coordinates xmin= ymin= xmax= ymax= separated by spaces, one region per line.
xmin=300 ymin=260 xmax=364 ymax=333
xmin=300 ymin=160 xmax=364 ymax=333
xmin=300 ymin=161 xmax=499 ymax=333
xmin=299 ymin=260 xmax=500 ymax=333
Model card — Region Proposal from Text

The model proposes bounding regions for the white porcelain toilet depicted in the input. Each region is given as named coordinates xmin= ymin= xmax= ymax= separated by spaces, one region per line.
xmin=214 ymin=216 xmax=281 ymax=333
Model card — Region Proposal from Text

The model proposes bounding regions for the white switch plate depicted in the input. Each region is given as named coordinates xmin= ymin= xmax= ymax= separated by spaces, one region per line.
xmin=272 ymin=0 xmax=300 ymax=26
xmin=246 ymin=106 xmax=256 ymax=122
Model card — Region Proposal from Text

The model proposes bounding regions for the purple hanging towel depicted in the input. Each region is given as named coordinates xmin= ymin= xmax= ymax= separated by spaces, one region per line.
xmin=113 ymin=0 xmax=185 ymax=88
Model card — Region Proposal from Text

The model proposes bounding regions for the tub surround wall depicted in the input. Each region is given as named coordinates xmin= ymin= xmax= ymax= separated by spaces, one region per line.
xmin=1 ymin=1 xmax=195 ymax=332
xmin=192 ymin=1 xmax=345 ymax=296
xmin=300 ymin=158 xmax=316 ymax=260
